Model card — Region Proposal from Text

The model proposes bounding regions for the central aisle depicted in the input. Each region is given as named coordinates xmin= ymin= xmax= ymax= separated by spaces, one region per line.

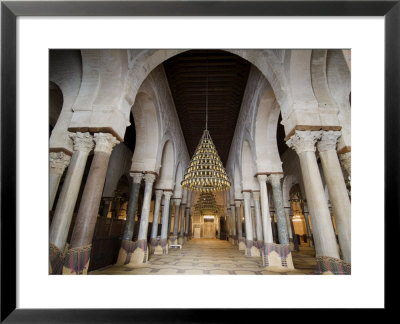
xmin=90 ymin=238 xmax=316 ymax=275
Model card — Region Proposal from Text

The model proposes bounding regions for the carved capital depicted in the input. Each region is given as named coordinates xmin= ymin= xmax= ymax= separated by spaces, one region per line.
xmin=154 ymin=189 xmax=164 ymax=200
xmin=242 ymin=191 xmax=251 ymax=200
xmin=173 ymin=198 xmax=182 ymax=206
xmin=93 ymin=133 xmax=120 ymax=154
xmin=256 ymin=174 xmax=268 ymax=183
xmin=49 ymin=152 xmax=71 ymax=175
xmin=268 ymin=174 xmax=283 ymax=186
xmin=163 ymin=191 xmax=173 ymax=199
xmin=234 ymin=200 xmax=242 ymax=208
xmin=143 ymin=173 xmax=156 ymax=184
xmin=252 ymin=191 xmax=260 ymax=201
xmin=130 ymin=172 xmax=143 ymax=184
xmin=317 ymin=131 xmax=341 ymax=152
xmin=71 ymin=132 xmax=94 ymax=153
xmin=286 ymin=130 xmax=322 ymax=154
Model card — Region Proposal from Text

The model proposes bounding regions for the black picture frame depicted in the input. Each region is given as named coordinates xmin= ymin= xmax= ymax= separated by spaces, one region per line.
xmin=1 ymin=0 xmax=398 ymax=322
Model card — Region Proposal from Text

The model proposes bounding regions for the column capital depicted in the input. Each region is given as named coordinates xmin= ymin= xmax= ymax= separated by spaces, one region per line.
xmin=234 ymin=201 xmax=241 ymax=208
xmin=49 ymin=151 xmax=71 ymax=175
xmin=163 ymin=190 xmax=173 ymax=199
xmin=93 ymin=133 xmax=120 ymax=154
xmin=286 ymin=130 xmax=322 ymax=154
xmin=130 ymin=172 xmax=143 ymax=184
xmin=317 ymin=130 xmax=342 ymax=153
xmin=268 ymin=174 xmax=283 ymax=186
xmin=173 ymin=198 xmax=182 ymax=205
xmin=252 ymin=191 xmax=260 ymax=201
xmin=143 ymin=173 xmax=157 ymax=184
xmin=71 ymin=132 xmax=94 ymax=153
xmin=242 ymin=191 xmax=251 ymax=200
xmin=154 ymin=189 xmax=164 ymax=199
xmin=256 ymin=174 xmax=268 ymax=183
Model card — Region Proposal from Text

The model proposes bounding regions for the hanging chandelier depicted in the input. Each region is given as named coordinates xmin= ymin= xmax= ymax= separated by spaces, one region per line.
xmin=194 ymin=192 xmax=219 ymax=214
xmin=181 ymin=60 xmax=231 ymax=193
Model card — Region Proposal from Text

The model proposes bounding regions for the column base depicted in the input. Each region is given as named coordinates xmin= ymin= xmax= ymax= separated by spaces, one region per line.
xmin=178 ymin=235 xmax=184 ymax=245
xmin=184 ymin=233 xmax=188 ymax=242
xmin=49 ymin=243 xmax=64 ymax=275
xmin=116 ymin=239 xmax=149 ymax=266
xmin=262 ymin=243 xmax=295 ymax=272
xmin=256 ymin=240 xmax=264 ymax=254
xmin=160 ymin=238 xmax=169 ymax=255
xmin=150 ymin=237 xmax=163 ymax=255
xmin=169 ymin=236 xmax=178 ymax=245
xmin=62 ymin=244 xmax=92 ymax=275
xmin=245 ymin=239 xmax=260 ymax=257
xmin=315 ymin=256 xmax=351 ymax=275
xmin=232 ymin=235 xmax=238 ymax=245
xmin=238 ymin=237 xmax=246 ymax=251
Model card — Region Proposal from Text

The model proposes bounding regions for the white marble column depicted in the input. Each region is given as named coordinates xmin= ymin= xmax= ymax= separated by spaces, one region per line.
xmin=256 ymin=175 xmax=273 ymax=244
xmin=235 ymin=200 xmax=244 ymax=250
xmin=317 ymin=131 xmax=351 ymax=263
xmin=170 ymin=198 xmax=181 ymax=244
xmin=242 ymin=191 xmax=259 ymax=256
xmin=286 ymin=130 xmax=339 ymax=259
xmin=49 ymin=151 xmax=71 ymax=210
xmin=229 ymin=206 xmax=236 ymax=243
xmin=64 ymin=133 xmax=119 ymax=275
xmin=252 ymin=191 xmax=264 ymax=248
xmin=160 ymin=191 xmax=173 ymax=254
xmin=268 ymin=174 xmax=290 ymax=245
xmin=230 ymin=205 xmax=237 ymax=244
xmin=150 ymin=189 xmax=163 ymax=246
xmin=137 ymin=173 xmax=157 ymax=242
xmin=184 ymin=206 xmax=190 ymax=241
xmin=178 ymin=203 xmax=186 ymax=244
xmin=49 ymin=133 xmax=93 ymax=253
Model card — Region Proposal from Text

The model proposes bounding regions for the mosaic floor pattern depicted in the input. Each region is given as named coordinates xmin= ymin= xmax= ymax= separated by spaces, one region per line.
xmin=90 ymin=239 xmax=317 ymax=275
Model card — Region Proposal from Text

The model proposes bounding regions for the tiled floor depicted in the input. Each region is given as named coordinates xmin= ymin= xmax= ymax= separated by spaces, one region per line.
xmin=90 ymin=238 xmax=317 ymax=275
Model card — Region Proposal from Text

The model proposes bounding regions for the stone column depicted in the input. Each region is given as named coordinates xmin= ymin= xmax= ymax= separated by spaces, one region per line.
xmin=252 ymin=191 xmax=264 ymax=250
xmin=235 ymin=200 xmax=244 ymax=250
xmin=178 ymin=203 xmax=186 ymax=244
xmin=49 ymin=132 xmax=93 ymax=274
xmin=170 ymin=198 xmax=181 ymax=244
xmin=287 ymin=130 xmax=345 ymax=274
xmin=339 ymin=152 xmax=351 ymax=179
xmin=128 ymin=173 xmax=157 ymax=265
xmin=159 ymin=191 xmax=173 ymax=254
xmin=167 ymin=202 xmax=173 ymax=237
xmin=284 ymin=207 xmax=293 ymax=241
xmin=184 ymin=207 xmax=190 ymax=241
xmin=115 ymin=173 xmax=143 ymax=265
xmin=230 ymin=205 xmax=238 ymax=245
xmin=242 ymin=191 xmax=259 ymax=257
xmin=49 ymin=151 xmax=71 ymax=210
xmin=63 ymin=133 xmax=119 ymax=275
xmin=288 ymin=214 xmax=299 ymax=252
xmin=317 ymin=131 xmax=351 ymax=263
xmin=256 ymin=175 xmax=273 ymax=244
xmin=268 ymin=174 xmax=290 ymax=245
xmin=270 ymin=212 xmax=278 ymax=243
xmin=150 ymin=189 xmax=163 ymax=254
xmin=251 ymin=206 xmax=257 ymax=241
xmin=229 ymin=206 xmax=237 ymax=244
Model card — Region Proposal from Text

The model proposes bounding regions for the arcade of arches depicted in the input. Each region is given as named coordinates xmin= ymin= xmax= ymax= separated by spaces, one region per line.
xmin=49 ymin=49 xmax=351 ymax=275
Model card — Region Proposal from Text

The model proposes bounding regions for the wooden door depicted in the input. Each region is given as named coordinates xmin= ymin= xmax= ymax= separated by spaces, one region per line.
xmin=203 ymin=223 xmax=216 ymax=238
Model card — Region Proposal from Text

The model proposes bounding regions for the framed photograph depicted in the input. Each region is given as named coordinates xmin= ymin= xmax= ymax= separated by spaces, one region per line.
xmin=1 ymin=0 xmax=398 ymax=321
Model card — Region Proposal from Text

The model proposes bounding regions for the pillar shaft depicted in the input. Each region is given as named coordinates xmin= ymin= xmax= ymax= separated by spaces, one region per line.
xmin=172 ymin=200 xmax=181 ymax=237
xmin=252 ymin=192 xmax=263 ymax=245
xmin=287 ymin=130 xmax=339 ymax=259
xmin=242 ymin=192 xmax=253 ymax=242
xmin=185 ymin=207 xmax=190 ymax=236
xmin=318 ymin=131 xmax=351 ymax=262
xmin=235 ymin=202 xmax=243 ymax=240
xmin=137 ymin=174 xmax=157 ymax=241
xmin=122 ymin=173 xmax=142 ymax=241
xmin=179 ymin=204 xmax=186 ymax=237
xmin=150 ymin=190 xmax=163 ymax=239
xmin=269 ymin=174 xmax=290 ymax=245
xmin=69 ymin=133 xmax=119 ymax=249
xmin=257 ymin=175 xmax=273 ymax=244
xmin=49 ymin=132 xmax=93 ymax=251
xmin=49 ymin=151 xmax=71 ymax=210
xmin=160 ymin=192 xmax=173 ymax=240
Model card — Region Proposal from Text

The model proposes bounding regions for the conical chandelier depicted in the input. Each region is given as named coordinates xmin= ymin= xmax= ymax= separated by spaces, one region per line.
xmin=181 ymin=61 xmax=231 ymax=193
xmin=195 ymin=192 xmax=219 ymax=214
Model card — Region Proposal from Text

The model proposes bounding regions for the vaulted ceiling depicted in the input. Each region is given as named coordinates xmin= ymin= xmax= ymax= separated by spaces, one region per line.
xmin=163 ymin=50 xmax=251 ymax=166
